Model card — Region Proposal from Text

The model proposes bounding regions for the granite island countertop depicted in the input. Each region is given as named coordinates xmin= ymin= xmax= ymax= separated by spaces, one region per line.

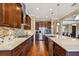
xmin=45 ymin=34 xmax=79 ymax=52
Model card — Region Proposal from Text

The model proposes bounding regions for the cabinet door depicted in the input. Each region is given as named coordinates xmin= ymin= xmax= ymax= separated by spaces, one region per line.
xmin=54 ymin=43 xmax=66 ymax=56
xmin=44 ymin=36 xmax=49 ymax=51
xmin=26 ymin=15 xmax=31 ymax=29
xmin=2 ymin=3 xmax=22 ymax=28
xmin=14 ymin=4 xmax=21 ymax=28
xmin=9 ymin=4 xmax=21 ymax=28
xmin=12 ymin=46 xmax=22 ymax=56
xmin=49 ymin=40 xmax=53 ymax=56
xmin=47 ymin=21 xmax=51 ymax=28
xmin=4 ymin=4 xmax=10 ymax=26
xmin=8 ymin=4 xmax=15 ymax=27
xmin=4 ymin=3 xmax=14 ymax=27
xmin=0 ymin=4 xmax=4 ymax=25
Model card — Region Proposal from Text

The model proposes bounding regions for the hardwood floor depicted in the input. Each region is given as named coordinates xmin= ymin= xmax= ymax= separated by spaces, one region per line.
xmin=27 ymin=41 xmax=49 ymax=56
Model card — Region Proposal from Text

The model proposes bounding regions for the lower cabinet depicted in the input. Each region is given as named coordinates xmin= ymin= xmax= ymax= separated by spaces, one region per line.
xmin=48 ymin=39 xmax=53 ymax=56
xmin=44 ymin=36 xmax=54 ymax=56
xmin=44 ymin=36 xmax=79 ymax=56
xmin=0 ymin=35 xmax=33 ymax=56
xmin=44 ymin=36 xmax=49 ymax=51
xmin=53 ymin=42 xmax=79 ymax=56
xmin=12 ymin=45 xmax=22 ymax=56
xmin=53 ymin=42 xmax=66 ymax=56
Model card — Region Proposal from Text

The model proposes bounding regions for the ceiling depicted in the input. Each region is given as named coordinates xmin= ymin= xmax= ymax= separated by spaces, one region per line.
xmin=24 ymin=3 xmax=79 ymax=21
xmin=62 ymin=13 xmax=79 ymax=25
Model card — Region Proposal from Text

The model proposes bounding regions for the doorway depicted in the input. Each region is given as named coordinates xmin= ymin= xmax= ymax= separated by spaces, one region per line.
xmin=71 ymin=26 xmax=76 ymax=37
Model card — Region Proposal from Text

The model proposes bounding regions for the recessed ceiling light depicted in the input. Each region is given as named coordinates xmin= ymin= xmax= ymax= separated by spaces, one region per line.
xmin=57 ymin=23 xmax=60 ymax=25
xmin=57 ymin=4 xmax=60 ymax=6
xmin=36 ymin=8 xmax=39 ymax=10
xmin=49 ymin=8 xmax=53 ymax=11
xmin=46 ymin=16 xmax=48 ymax=18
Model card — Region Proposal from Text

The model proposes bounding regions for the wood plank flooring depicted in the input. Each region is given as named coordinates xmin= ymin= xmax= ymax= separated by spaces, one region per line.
xmin=27 ymin=41 xmax=49 ymax=56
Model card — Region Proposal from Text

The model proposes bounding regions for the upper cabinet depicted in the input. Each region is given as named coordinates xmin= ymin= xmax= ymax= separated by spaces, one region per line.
xmin=0 ymin=3 xmax=23 ymax=28
xmin=35 ymin=21 xmax=51 ymax=30
xmin=0 ymin=4 xmax=3 ymax=25
xmin=25 ymin=15 xmax=31 ymax=30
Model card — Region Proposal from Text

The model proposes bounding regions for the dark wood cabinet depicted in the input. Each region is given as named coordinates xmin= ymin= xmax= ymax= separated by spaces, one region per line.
xmin=35 ymin=21 xmax=51 ymax=30
xmin=53 ymin=42 xmax=79 ymax=56
xmin=12 ymin=36 xmax=33 ymax=56
xmin=48 ymin=39 xmax=53 ymax=56
xmin=4 ymin=4 xmax=10 ymax=26
xmin=53 ymin=42 xmax=66 ymax=56
xmin=44 ymin=36 xmax=53 ymax=56
xmin=44 ymin=36 xmax=79 ymax=56
xmin=0 ymin=4 xmax=4 ymax=25
xmin=12 ymin=45 xmax=22 ymax=56
xmin=0 ymin=35 xmax=33 ymax=56
xmin=25 ymin=15 xmax=31 ymax=30
xmin=44 ymin=36 xmax=49 ymax=51
xmin=0 ymin=3 xmax=22 ymax=28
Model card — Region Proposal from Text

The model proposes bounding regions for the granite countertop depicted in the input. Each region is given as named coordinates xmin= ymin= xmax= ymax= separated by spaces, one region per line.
xmin=0 ymin=26 xmax=33 ymax=51
xmin=45 ymin=34 xmax=79 ymax=52
xmin=0 ymin=33 xmax=33 ymax=51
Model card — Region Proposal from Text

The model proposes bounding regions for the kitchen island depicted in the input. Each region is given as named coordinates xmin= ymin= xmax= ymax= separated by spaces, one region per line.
xmin=45 ymin=34 xmax=79 ymax=56
xmin=0 ymin=27 xmax=34 ymax=56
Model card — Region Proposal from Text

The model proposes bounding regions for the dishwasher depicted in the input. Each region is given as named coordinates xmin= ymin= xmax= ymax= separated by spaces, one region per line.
xmin=39 ymin=31 xmax=43 ymax=40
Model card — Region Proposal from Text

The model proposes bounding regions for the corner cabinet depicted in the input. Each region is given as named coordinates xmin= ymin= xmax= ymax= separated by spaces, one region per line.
xmin=0 ymin=35 xmax=33 ymax=56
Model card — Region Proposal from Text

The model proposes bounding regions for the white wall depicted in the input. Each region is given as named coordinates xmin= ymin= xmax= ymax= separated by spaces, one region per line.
xmin=51 ymin=20 xmax=54 ymax=34
xmin=76 ymin=24 xmax=79 ymax=37
xmin=68 ymin=25 xmax=72 ymax=35
xmin=30 ymin=16 xmax=35 ymax=33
